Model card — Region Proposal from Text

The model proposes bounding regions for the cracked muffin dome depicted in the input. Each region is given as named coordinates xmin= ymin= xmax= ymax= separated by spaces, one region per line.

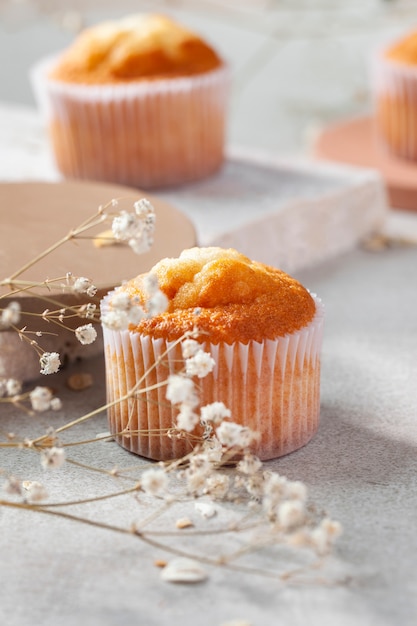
xmin=101 ymin=246 xmax=324 ymax=461
xmin=49 ymin=13 xmax=223 ymax=83
xmin=121 ymin=247 xmax=316 ymax=343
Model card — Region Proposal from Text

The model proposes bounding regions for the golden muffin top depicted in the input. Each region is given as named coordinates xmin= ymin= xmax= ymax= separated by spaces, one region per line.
xmin=385 ymin=30 xmax=417 ymax=65
xmin=119 ymin=247 xmax=316 ymax=344
xmin=49 ymin=13 xmax=223 ymax=84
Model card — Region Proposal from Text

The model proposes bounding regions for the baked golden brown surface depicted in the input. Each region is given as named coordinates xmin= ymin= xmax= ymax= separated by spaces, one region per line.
xmin=385 ymin=30 xmax=417 ymax=64
xmin=120 ymin=247 xmax=316 ymax=343
xmin=49 ymin=13 xmax=223 ymax=84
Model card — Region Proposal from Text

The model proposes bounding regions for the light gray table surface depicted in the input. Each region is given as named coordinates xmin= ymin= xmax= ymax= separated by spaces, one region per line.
xmin=1 ymin=5 xmax=417 ymax=624
xmin=1 ymin=242 xmax=417 ymax=626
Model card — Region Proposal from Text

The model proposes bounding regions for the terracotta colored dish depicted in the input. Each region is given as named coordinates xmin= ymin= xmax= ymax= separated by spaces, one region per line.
xmin=0 ymin=180 xmax=196 ymax=381
xmin=314 ymin=115 xmax=417 ymax=212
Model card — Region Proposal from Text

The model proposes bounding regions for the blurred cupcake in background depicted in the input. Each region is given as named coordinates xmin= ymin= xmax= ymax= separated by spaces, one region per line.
xmin=31 ymin=14 xmax=229 ymax=188
xmin=373 ymin=29 xmax=417 ymax=161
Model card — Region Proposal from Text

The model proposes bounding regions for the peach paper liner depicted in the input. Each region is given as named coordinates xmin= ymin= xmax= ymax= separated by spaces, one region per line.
xmin=31 ymin=56 xmax=229 ymax=188
xmin=102 ymin=295 xmax=324 ymax=461
xmin=372 ymin=48 xmax=417 ymax=160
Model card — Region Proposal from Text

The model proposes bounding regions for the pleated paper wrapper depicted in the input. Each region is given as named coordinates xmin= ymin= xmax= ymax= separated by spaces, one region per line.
xmin=102 ymin=295 xmax=324 ymax=461
xmin=31 ymin=56 xmax=229 ymax=188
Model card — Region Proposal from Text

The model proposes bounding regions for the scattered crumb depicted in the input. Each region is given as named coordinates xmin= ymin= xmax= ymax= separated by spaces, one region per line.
xmin=154 ymin=559 xmax=168 ymax=568
xmin=67 ymin=373 xmax=93 ymax=391
xmin=176 ymin=517 xmax=194 ymax=529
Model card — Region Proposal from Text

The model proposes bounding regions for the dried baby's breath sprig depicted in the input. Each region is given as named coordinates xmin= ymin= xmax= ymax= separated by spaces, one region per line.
xmin=0 ymin=202 xmax=343 ymax=587
xmin=0 ymin=301 xmax=21 ymax=329
xmin=0 ymin=196 xmax=156 ymax=375
xmin=40 ymin=446 xmax=66 ymax=470
xmin=111 ymin=197 xmax=155 ymax=255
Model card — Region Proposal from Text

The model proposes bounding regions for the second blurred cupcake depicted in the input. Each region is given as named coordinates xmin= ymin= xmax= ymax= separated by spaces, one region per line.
xmin=31 ymin=14 xmax=229 ymax=188
xmin=373 ymin=29 xmax=417 ymax=161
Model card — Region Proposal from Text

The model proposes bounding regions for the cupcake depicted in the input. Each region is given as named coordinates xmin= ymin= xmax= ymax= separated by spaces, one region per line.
xmin=101 ymin=247 xmax=324 ymax=461
xmin=31 ymin=14 xmax=229 ymax=188
xmin=373 ymin=29 xmax=417 ymax=160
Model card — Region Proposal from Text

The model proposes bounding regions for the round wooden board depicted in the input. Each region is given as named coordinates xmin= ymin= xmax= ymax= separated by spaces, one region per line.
xmin=1 ymin=180 xmax=196 ymax=294
xmin=0 ymin=180 xmax=196 ymax=382
xmin=314 ymin=116 xmax=417 ymax=212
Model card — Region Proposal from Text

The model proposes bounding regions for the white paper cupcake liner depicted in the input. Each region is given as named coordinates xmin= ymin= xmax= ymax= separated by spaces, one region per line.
xmin=31 ymin=56 xmax=229 ymax=188
xmin=372 ymin=48 xmax=417 ymax=160
xmin=101 ymin=294 xmax=324 ymax=461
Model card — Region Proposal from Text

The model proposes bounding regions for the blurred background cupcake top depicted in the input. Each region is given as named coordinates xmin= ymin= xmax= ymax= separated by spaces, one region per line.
xmin=2 ymin=0 xmax=417 ymax=157
xmin=49 ymin=13 xmax=224 ymax=83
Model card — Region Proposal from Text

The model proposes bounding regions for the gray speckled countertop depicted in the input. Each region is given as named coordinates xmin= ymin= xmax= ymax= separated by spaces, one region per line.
xmin=2 ymin=243 xmax=417 ymax=626
xmin=1 ymin=4 xmax=417 ymax=624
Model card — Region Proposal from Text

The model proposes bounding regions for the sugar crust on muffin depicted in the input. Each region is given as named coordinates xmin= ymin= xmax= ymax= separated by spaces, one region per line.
xmin=119 ymin=247 xmax=316 ymax=343
xmin=49 ymin=14 xmax=223 ymax=83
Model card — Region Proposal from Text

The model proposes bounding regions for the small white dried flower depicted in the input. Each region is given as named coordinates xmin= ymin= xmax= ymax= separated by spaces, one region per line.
xmin=166 ymin=375 xmax=197 ymax=406
xmin=102 ymin=293 xmax=145 ymax=330
xmin=141 ymin=468 xmax=168 ymax=496
xmin=6 ymin=378 xmax=22 ymax=397
xmin=23 ymin=481 xmax=48 ymax=503
xmin=201 ymin=438 xmax=223 ymax=464
xmin=185 ymin=469 xmax=208 ymax=496
xmin=277 ymin=499 xmax=306 ymax=531
xmin=194 ymin=501 xmax=217 ymax=518
xmin=204 ymin=473 xmax=230 ymax=499
xmin=127 ymin=303 xmax=145 ymax=325
xmin=112 ymin=201 xmax=155 ymax=255
xmin=189 ymin=454 xmax=212 ymax=476
xmin=75 ymin=323 xmax=97 ymax=345
xmin=81 ymin=302 xmax=97 ymax=319
xmin=263 ymin=472 xmax=288 ymax=500
xmin=143 ymin=272 xmax=159 ymax=295
xmin=237 ymin=453 xmax=262 ymax=475
xmin=39 ymin=352 xmax=61 ymax=375
xmin=215 ymin=421 xmax=256 ymax=449
xmin=185 ymin=350 xmax=215 ymax=379
xmin=110 ymin=292 xmax=131 ymax=311
xmin=181 ymin=338 xmax=200 ymax=359
xmin=128 ymin=236 xmax=151 ymax=255
xmin=147 ymin=290 xmax=168 ymax=317
xmin=112 ymin=211 xmax=141 ymax=241
xmin=134 ymin=197 xmax=154 ymax=218
xmin=3 ymin=475 xmax=22 ymax=496
xmin=176 ymin=404 xmax=199 ymax=432
xmin=30 ymin=386 xmax=53 ymax=412
xmin=285 ymin=480 xmax=308 ymax=502
xmin=200 ymin=401 xmax=231 ymax=425
xmin=50 ymin=397 xmax=62 ymax=411
xmin=0 ymin=301 xmax=21 ymax=329
xmin=73 ymin=276 xmax=97 ymax=296
xmin=244 ymin=474 xmax=264 ymax=499
xmin=101 ymin=309 xmax=130 ymax=331
xmin=310 ymin=518 xmax=343 ymax=556
xmin=40 ymin=447 xmax=66 ymax=469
